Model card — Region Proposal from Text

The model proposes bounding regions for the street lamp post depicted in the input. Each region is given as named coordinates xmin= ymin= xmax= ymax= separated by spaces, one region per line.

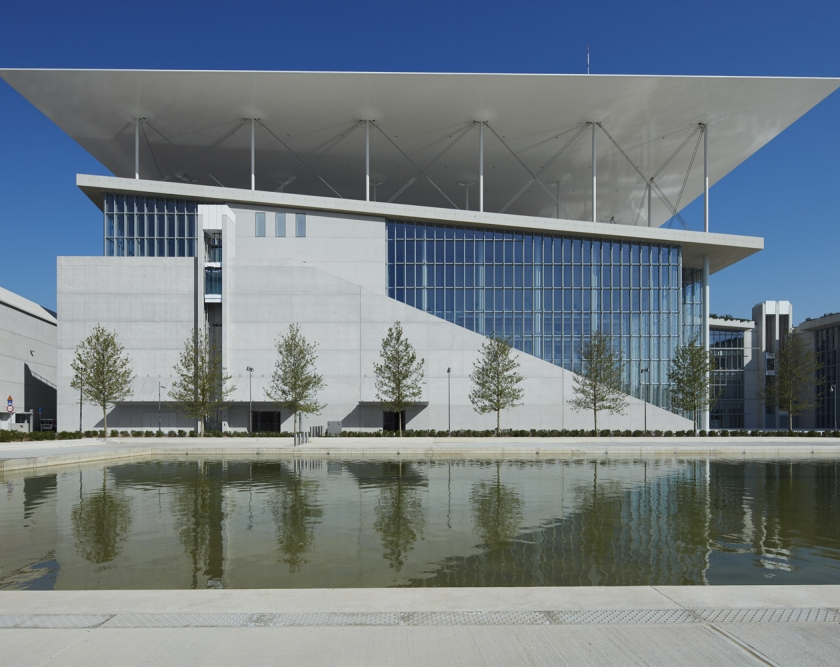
xmin=246 ymin=367 xmax=254 ymax=434
xmin=79 ymin=384 xmax=83 ymax=433
xmin=831 ymin=384 xmax=837 ymax=431
xmin=158 ymin=381 xmax=166 ymax=433
xmin=447 ymin=367 xmax=451 ymax=435
xmin=640 ymin=368 xmax=650 ymax=433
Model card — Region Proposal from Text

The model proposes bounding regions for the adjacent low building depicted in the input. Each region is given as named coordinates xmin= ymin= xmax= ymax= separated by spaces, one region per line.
xmin=2 ymin=69 xmax=838 ymax=433
xmin=0 ymin=287 xmax=57 ymax=431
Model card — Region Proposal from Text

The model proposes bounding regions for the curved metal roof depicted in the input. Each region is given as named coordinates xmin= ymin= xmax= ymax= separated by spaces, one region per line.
xmin=2 ymin=69 xmax=837 ymax=228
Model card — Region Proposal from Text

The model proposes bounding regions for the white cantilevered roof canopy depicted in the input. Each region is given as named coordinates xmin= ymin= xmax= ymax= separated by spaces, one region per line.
xmin=1 ymin=69 xmax=838 ymax=228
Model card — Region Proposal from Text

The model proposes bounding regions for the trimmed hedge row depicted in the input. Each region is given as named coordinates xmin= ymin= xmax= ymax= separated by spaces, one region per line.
xmin=338 ymin=428 xmax=840 ymax=438
xmin=3 ymin=428 xmax=840 ymax=442
xmin=0 ymin=429 xmax=294 ymax=442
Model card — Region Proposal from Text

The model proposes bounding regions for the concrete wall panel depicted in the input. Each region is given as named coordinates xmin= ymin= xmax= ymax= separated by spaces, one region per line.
xmin=0 ymin=298 xmax=57 ymax=429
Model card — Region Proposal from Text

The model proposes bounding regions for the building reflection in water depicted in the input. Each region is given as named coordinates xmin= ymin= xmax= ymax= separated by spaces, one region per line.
xmin=1 ymin=458 xmax=839 ymax=589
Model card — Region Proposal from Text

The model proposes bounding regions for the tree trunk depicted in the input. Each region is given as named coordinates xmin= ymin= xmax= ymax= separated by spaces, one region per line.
xmin=594 ymin=405 xmax=598 ymax=435
xmin=398 ymin=411 xmax=403 ymax=438
xmin=496 ymin=409 xmax=500 ymax=437
xmin=102 ymin=405 xmax=108 ymax=439
xmin=788 ymin=399 xmax=793 ymax=435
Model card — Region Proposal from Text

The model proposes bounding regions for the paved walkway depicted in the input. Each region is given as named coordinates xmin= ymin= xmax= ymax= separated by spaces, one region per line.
xmin=2 ymin=435 xmax=840 ymax=474
xmin=1 ymin=586 xmax=839 ymax=666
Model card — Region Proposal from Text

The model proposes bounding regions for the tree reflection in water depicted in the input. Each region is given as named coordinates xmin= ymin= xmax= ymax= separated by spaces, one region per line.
xmin=270 ymin=461 xmax=323 ymax=572
xmin=470 ymin=461 xmax=523 ymax=551
xmin=12 ymin=458 xmax=840 ymax=590
xmin=71 ymin=469 xmax=132 ymax=567
xmin=171 ymin=461 xmax=225 ymax=588
xmin=373 ymin=461 xmax=425 ymax=572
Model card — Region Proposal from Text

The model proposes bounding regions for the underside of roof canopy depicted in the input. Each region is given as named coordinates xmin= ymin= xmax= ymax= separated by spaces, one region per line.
xmin=2 ymin=69 xmax=838 ymax=230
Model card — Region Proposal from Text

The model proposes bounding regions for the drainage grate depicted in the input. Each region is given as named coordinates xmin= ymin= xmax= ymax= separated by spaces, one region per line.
xmin=694 ymin=607 xmax=840 ymax=624
xmin=249 ymin=613 xmax=400 ymax=627
xmin=548 ymin=609 xmax=699 ymax=625
xmin=2 ymin=608 xmax=838 ymax=629
xmin=0 ymin=615 xmax=112 ymax=629
xmin=401 ymin=611 xmax=550 ymax=626
xmin=103 ymin=613 xmax=252 ymax=628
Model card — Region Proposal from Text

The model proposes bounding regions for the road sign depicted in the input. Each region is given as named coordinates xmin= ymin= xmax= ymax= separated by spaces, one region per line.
xmin=7 ymin=396 xmax=12 ymax=406
xmin=6 ymin=405 xmax=13 ymax=413
xmin=38 ymin=407 xmax=42 ymax=414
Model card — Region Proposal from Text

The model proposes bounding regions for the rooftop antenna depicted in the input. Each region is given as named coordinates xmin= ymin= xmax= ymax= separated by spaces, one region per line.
xmin=587 ymin=44 xmax=590 ymax=74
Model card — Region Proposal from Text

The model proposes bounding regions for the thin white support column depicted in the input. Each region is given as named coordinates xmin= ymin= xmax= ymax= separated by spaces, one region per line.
xmin=479 ymin=122 xmax=484 ymax=213
xmin=591 ymin=122 xmax=597 ymax=223
xmin=365 ymin=120 xmax=370 ymax=202
xmin=647 ymin=181 xmax=652 ymax=227
xmin=702 ymin=254 xmax=711 ymax=431
xmin=250 ymin=118 xmax=255 ymax=191
xmin=134 ymin=118 xmax=140 ymax=180
xmin=703 ymin=124 xmax=709 ymax=233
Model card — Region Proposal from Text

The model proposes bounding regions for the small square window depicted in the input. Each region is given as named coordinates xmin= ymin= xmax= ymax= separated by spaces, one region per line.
xmin=275 ymin=213 xmax=286 ymax=237
xmin=255 ymin=212 xmax=266 ymax=237
xmin=296 ymin=213 xmax=306 ymax=237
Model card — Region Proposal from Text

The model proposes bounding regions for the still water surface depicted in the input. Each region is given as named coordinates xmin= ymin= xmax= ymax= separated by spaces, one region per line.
xmin=1 ymin=457 xmax=839 ymax=589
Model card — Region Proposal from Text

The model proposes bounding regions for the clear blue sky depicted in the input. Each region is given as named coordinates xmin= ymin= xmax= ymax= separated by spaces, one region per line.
xmin=1 ymin=0 xmax=838 ymax=321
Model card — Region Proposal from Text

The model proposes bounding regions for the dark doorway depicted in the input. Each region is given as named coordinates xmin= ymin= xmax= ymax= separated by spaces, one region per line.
xmin=252 ymin=411 xmax=282 ymax=433
xmin=383 ymin=410 xmax=406 ymax=432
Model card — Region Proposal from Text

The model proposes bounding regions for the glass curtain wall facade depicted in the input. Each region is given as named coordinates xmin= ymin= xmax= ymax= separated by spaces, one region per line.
xmin=815 ymin=326 xmax=839 ymax=429
xmin=681 ymin=269 xmax=703 ymax=344
xmin=709 ymin=329 xmax=746 ymax=429
xmin=386 ymin=220 xmax=690 ymax=409
xmin=104 ymin=193 xmax=198 ymax=258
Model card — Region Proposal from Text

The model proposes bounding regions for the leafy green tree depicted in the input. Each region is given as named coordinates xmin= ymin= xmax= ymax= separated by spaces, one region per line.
xmin=373 ymin=321 xmax=424 ymax=436
xmin=760 ymin=335 xmax=822 ymax=434
xmin=266 ymin=324 xmax=326 ymax=437
xmin=569 ymin=331 xmax=627 ymax=433
xmin=70 ymin=325 xmax=134 ymax=438
xmin=469 ymin=335 xmax=524 ymax=435
xmin=669 ymin=337 xmax=714 ymax=433
xmin=168 ymin=326 xmax=235 ymax=435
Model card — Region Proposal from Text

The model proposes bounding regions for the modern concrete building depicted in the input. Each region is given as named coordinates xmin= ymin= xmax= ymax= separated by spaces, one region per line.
xmin=708 ymin=316 xmax=756 ymax=430
xmin=707 ymin=301 xmax=793 ymax=431
xmin=2 ymin=69 xmax=838 ymax=433
xmin=794 ymin=311 xmax=840 ymax=430
xmin=0 ymin=287 xmax=57 ymax=431
xmin=753 ymin=300 xmax=795 ymax=430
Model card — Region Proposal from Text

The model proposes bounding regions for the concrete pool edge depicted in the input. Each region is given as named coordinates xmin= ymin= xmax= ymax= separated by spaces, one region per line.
xmin=3 ymin=437 xmax=840 ymax=473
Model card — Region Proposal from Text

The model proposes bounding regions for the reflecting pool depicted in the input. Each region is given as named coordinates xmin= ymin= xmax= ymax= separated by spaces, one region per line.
xmin=1 ymin=457 xmax=839 ymax=589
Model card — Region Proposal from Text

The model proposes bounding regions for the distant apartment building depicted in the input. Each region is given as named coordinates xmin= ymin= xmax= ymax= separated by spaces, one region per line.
xmin=795 ymin=312 xmax=840 ymax=430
